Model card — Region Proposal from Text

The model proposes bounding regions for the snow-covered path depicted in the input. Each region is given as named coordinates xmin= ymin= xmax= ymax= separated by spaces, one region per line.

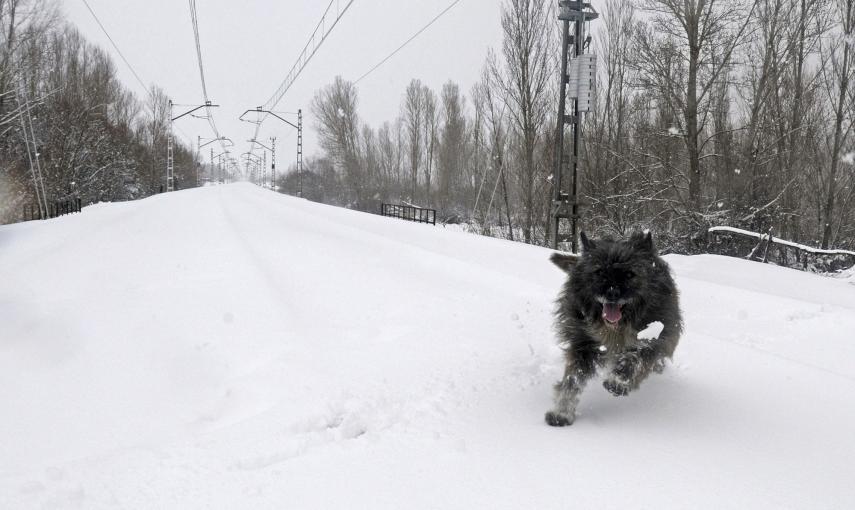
xmin=1 ymin=183 xmax=854 ymax=509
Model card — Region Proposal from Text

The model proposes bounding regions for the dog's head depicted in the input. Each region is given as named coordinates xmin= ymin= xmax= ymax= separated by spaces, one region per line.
xmin=551 ymin=231 xmax=659 ymax=328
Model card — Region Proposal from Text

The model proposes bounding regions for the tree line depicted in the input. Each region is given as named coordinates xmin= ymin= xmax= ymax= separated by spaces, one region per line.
xmin=3 ymin=0 xmax=853 ymax=255
xmin=0 ymin=0 xmax=197 ymax=224
xmin=288 ymin=0 xmax=855 ymax=253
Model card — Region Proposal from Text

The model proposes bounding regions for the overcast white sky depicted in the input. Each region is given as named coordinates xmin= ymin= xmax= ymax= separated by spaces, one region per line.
xmin=61 ymin=1 xmax=505 ymax=169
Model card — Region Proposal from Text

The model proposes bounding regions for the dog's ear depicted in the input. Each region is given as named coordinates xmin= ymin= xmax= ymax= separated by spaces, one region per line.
xmin=580 ymin=231 xmax=596 ymax=253
xmin=632 ymin=230 xmax=656 ymax=254
xmin=550 ymin=252 xmax=579 ymax=273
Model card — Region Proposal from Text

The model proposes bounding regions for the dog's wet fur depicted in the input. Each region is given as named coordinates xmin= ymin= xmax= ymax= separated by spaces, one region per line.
xmin=545 ymin=231 xmax=682 ymax=426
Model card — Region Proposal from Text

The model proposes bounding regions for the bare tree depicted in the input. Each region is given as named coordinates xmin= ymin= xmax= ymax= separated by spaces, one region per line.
xmin=637 ymin=0 xmax=758 ymax=207
xmin=437 ymin=80 xmax=466 ymax=214
xmin=584 ymin=0 xmax=647 ymax=235
xmin=422 ymin=86 xmax=438 ymax=204
xmin=475 ymin=61 xmax=514 ymax=240
xmin=492 ymin=0 xmax=555 ymax=243
xmin=401 ymin=79 xmax=426 ymax=202
xmin=818 ymin=0 xmax=855 ymax=248
xmin=312 ymin=76 xmax=364 ymax=209
xmin=377 ymin=120 xmax=401 ymax=200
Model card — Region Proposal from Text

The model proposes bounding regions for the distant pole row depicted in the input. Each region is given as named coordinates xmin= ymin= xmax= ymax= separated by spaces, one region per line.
xmin=240 ymin=107 xmax=303 ymax=195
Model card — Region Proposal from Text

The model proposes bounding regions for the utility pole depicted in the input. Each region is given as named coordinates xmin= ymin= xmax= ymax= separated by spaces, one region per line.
xmin=242 ymin=152 xmax=262 ymax=184
xmin=248 ymin=138 xmax=277 ymax=191
xmin=550 ymin=1 xmax=598 ymax=251
xmin=167 ymin=101 xmax=175 ymax=192
xmin=270 ymin=136 xmax=277 ymax=191
xmin=195 ymin=135 xmax=202 ymax=187
xmin=240 ymin=107 xmax=302 ymax=196
xmin=15 ymin=81 xmax=48 ymax=216
xmin=168 ymin=100 xmax=220 ymax=192
xmin=297 ymin=109 xmax=303 ymax=198
xmin=200 ymin=136 xmax=232 ymax=184
xmin=212 ymin=149 xmax=230 ymax=185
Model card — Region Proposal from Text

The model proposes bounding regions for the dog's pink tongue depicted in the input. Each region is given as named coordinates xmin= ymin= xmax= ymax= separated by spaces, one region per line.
xmin=603 ymin=303 xmax=622 ymax=323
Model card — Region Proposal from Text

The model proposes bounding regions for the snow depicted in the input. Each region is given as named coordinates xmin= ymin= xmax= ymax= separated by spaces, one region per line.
xmin=837 ymin=265 xmax=855 ymax=284
xmin=637 ymin=321 xmax=664 ymax=341
xmin=1 ymin=183 xmax=854 ymax=509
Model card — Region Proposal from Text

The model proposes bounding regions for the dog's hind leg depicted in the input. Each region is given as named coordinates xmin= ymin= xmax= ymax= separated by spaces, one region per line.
xmin=545 ymin=343 xmax=598 ymax=426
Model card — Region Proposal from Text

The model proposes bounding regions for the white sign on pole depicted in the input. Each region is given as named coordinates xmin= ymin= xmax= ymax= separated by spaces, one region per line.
xmin=567 ymin=53 xmax=596 ymax=112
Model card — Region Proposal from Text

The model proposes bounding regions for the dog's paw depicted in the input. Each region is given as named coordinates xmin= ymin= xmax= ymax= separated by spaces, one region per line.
xmin=545 ymin=410 xmax=575 ymax=427
xmin=613 ymin=354 xmax=639 ymax=381
xmin=603 ymin=378 xmax=630 ymax=397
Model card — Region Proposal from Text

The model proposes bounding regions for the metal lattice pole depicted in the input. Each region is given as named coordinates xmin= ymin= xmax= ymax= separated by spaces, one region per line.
xmin=550 ymin=13 xmax=572 ymax=250
xmin=271 ymin=136 xmax=277 ymax=192
xmin=169 ymin=101 xmax=221 ymax=191
xmin=297 ymin=109 xmax=303 ymax=198
xmin=239 ymin=108 xmax=300 ymax=195
xmin=167 ymin=100 xmax=175 ymax=192
xmin=16 ymin=83 xmax=47 ymax=217
xmin=549 ymin=1 xmax=597 ymax=251
xmin=570 ymin=14 xmax=584 ymax=253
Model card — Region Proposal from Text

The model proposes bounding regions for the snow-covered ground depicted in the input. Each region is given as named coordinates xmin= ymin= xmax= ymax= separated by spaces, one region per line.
xmin=837 ymin=264 xmax=855 ymax=284
xmin=1 ymin=183 xmax=854 ymax=509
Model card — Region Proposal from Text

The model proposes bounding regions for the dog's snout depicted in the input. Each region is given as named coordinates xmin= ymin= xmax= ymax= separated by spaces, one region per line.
xmin=604 ymin=286 xmax=618 ymax=301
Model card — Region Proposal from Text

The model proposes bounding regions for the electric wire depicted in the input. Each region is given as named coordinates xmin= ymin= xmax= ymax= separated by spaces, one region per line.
xmin=189 ymin=0 xmax=209 ymax=100
xmin=189 ymin=0 xmax=229 ymax=156
xmin=262 ymin=0 xmax=356 ymax=111
xmin=80 ymin=0 xmax=150 ymax=100
xmin=248 ymin=0 xmax=356 ymax=160
xmin=80 ymin=0 xmax=194 ymax=146
xmin=354 ymin=0 xmax=461 ymax=85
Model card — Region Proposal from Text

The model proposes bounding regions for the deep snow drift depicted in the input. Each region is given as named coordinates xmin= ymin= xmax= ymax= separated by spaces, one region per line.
xmin=1 ymin=183 xmax=854 ymax=509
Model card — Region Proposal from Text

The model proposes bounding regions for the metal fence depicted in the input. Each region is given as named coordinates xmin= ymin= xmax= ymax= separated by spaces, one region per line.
xmin=23 ymin=199 xmax=82 ymax=221
xmin=380 ymin=203 xmax=436 ymax=225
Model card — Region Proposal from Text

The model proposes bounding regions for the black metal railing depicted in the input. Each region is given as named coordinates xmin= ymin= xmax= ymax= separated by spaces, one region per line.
xmin=380 ymin=203 xmax=436 ymax=225
xmin=23 ymin=199 xmax=82 ymax=221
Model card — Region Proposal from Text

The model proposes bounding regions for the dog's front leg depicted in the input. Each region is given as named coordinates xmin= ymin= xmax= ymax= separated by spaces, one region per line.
xmin=603 ymin=351 xmax=642 ymax=396
xmin=603 ymin=331 xmax=676 ymax=396
xmin=545 ymin=343 xmax=598 ymax=426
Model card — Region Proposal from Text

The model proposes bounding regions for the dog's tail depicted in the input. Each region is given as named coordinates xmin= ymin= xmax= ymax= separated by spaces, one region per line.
xmin=550 ymin=251 xmax=580 ymax=274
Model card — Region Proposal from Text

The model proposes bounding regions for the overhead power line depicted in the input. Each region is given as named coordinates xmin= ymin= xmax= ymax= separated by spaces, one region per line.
xmin=189 ymin=0 xmax=209 ymax=100
xmin=354 ymin=0 xmax=462 ymax=85
xmin=189 ymin=0 xmax=229 ymax=155
xmin=81 ymin=0 xmax=150 ymax=96
xmin=249 ymin=0 xmax=356 ymax=159
xmin=262 ymin=0 xmax=356 ymax=112
xmin=81 ymin=0 xmax=195 ymax=146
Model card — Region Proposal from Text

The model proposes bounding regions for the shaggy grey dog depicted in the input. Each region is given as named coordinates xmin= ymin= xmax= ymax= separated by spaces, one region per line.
xmin=545 ymin=231 xmax=682 ymax=426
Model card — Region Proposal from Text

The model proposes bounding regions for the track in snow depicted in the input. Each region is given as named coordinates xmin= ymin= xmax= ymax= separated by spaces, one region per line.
xmin=1 ymin=183 xmax=854 ymax=509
